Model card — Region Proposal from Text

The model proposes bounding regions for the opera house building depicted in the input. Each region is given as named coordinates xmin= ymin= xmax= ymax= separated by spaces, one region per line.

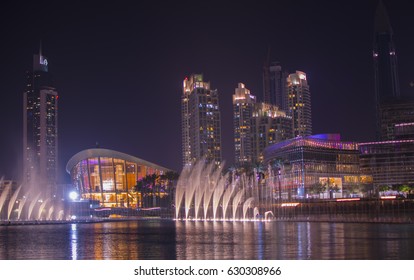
xmin=66 ymin=148 xmax=171 ymax=208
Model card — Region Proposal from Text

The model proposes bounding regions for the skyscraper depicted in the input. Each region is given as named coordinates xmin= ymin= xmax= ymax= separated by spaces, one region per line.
xmin=373 ymin=1 xmax=400 ymax=139
xmin=287 ymin=71 xmax=312 ymax=137
xmin=23 ymin=47 xmax=58 ymax=198
xmin=233 ymin=83 xmax=256 ymax=165
xmin=182 ymin=74 xmax=222 ymax=167
xmin=251 ymin=103 xmax=292 ymax=164
xmin=233 ymin=83 xmax=292 ymax=167
xmin=263 ymin=59 xmax=288 ymax=110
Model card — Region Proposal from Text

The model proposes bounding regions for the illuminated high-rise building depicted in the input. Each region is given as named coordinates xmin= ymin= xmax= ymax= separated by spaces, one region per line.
xmin=182 ymin=74 xmax=222 ymax=167
xmin=23 ymin=47 xmax=58 ymax=198
xmin=373 ymin=1 xmax=400 ymax=139
xmin=287 ymin=71 xmax=312 ymax=137
xmin=233 ymin=83 xmax=292 ymax=166
xmin=251 ymin=103 xmax=293 ymax=164
xmin=233 ymin=83 xmax=256 ymax=165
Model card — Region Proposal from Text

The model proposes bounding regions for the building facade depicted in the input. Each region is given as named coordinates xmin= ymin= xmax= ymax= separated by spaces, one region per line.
xmin=263 ymin=60 xmax=288 ymax=110
xmin=251 ymin=103 xmax=293 ymax=164
xmin=264 ymin=134 xmax=363 ymax=199
xmin=359 ymin=140 xmax=414 ymax=189
xmin=286 ymin=71 xmax=312 ymax=137
xmin=66 ymin=148 xmax=171 ymax=208
xmin=23 ymin=48 xmax=58 ymax=198
xmin=233 ymin=83 xmax=256 ymax=165
xmin=182 ymin=74 xmax=222 ymax=167
xmin=379 ymin=97 xmax=414 ymax=141
xmin=233 ymin=83 xmax=292 ymax=167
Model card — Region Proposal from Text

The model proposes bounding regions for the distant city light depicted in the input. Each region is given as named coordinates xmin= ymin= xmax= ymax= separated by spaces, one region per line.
xmin=281 ymin=203 xmax=300 ymax=207
xmin=381 ymin=195 xmax=397 ymax=200
xmin=336 ymin=198 xmax=361 ymax=202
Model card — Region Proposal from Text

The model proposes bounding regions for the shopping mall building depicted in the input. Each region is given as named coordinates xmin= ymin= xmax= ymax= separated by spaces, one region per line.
xmin=264 ymin=134 xmax=372 ymax=199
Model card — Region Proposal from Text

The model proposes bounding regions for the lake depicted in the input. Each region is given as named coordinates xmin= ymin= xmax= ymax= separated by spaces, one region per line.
xmin=0 ymin=219 xmax=413 ymax=259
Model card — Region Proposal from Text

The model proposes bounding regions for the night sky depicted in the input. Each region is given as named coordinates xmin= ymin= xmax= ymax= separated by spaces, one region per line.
xmin=1 ymin=0 xmax=414 ymax=183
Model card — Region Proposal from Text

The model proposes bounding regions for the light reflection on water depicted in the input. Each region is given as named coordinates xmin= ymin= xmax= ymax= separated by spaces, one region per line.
xmin=0 ymin=220 xmax=413 ymax=260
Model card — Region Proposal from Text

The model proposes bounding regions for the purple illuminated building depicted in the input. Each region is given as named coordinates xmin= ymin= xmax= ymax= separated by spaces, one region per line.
xmin=264 ymin=134 xmax=370 ymax=199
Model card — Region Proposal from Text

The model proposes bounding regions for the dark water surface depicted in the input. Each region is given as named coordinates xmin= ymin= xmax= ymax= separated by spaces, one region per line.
xmin=1 ymin=220 xmax=413 ymax=260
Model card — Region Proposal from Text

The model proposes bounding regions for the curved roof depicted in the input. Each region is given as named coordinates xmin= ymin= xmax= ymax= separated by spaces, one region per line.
xmin=66 ymin=148 xmax=172 ymax=174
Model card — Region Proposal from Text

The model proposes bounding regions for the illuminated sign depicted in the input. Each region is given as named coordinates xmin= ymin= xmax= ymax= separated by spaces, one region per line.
xmin=40 ymin=56 xmax=48 ymax=66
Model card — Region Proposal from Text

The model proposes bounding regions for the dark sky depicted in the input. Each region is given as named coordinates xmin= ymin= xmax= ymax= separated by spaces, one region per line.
xmin=1 ymin=0 xmax=414 ymax=183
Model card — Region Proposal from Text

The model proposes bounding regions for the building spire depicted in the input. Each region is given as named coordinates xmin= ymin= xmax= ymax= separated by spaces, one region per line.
xmin=375 ymin=0 xmax=393 ymax=34
xmin=39 ymin=40 xmax=42 ymax=57
xmin=266 ymin=45 xmax=271 ymax=65
xmin=263 ymin=46 xmax=271 ymax=104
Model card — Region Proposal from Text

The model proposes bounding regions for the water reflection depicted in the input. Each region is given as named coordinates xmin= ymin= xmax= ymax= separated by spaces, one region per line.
xmin=1 ymin=220 xmax=414 ymax=259
xmin=71 ymin=224 xmax=77 ymax=260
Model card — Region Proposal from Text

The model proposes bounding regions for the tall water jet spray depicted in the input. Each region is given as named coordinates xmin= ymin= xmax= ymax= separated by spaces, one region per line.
xmin=222 ymin=183 xmax=235 ymax=220
xmin=212 ymin=174 xmax=226 ymax=220
xmin=0 ymin=184 xmax=11 ymax=218
xmin=38 ymin=198 xmax=50 ymax=220
xmin=7 ymin=185 xmax=21 ymax=220
xmin=47 ymin=206 xmax=54 ymax=220
xmin=175 ymin=160 xmax=275 ymax=221
xmin=243 ymin=197 xmax=255 ymax=220
xmin=175 ymin=166 xmax=189 ymax=219
xmin=28 ymin=192 xmax=41 ymax=220
xmin=17 ymin=196 xmax=27 ymax=220
xmin=232 ymin=189 xmax=244 ymax=220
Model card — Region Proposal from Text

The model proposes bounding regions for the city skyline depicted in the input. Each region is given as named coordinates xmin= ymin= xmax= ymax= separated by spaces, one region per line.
xmin=1 ymin=0 xmax=414 ymax=183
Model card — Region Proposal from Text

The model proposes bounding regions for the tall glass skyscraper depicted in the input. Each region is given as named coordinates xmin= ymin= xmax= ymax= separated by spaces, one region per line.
xmin=23 ymin=47 xmax=58 ymax=198
xmin=263 ymin=60 xmax=288 ymax=110
xmin=373 ymin=1 xmax=400 ymax=139
xmin=287 ymin=71 xmax=312 ymax=137
xmin=182 ymin=74 xmax=222 ymax=167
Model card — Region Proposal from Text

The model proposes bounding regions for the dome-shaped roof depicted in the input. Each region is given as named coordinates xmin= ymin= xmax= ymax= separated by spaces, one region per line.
xmin=66 ymin=148 xmax=171 ymax=174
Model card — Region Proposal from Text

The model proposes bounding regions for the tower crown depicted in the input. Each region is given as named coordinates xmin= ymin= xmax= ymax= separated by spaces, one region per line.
xmin=374 ymin=1 xmax=393 ymax=34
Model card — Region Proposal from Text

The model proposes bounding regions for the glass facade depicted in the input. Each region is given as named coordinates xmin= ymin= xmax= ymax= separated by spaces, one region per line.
xmin=379 ymin=98 xmax=414 ymax=141
xmin=264 ymin=134 xmax=364 ymax=199
xmin=359 ymin=140 xmax=414 ymax=187
xmin=67 ymin=149 xmax=170 ymax=208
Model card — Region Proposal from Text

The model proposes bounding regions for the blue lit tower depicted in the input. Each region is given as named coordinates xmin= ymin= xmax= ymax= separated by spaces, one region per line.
xmin=373 ymin=1 xmax=400 ymax=139
xmin=23 ymin=45 xmax=58 ymax=198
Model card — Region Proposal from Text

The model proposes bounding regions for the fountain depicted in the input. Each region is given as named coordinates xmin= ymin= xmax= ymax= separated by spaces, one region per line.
xmin=0 ymin=177 xmax=66 ymax=223
xmin=175 ymin=160 xmax=275 ymax=221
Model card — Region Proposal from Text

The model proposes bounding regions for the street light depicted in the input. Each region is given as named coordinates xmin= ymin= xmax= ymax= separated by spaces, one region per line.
xmin=69 ymin=191 xmax=79 ymax=201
